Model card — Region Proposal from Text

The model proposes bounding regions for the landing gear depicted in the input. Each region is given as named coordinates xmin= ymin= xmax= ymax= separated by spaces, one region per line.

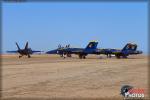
xmin=115 ymin=54 xmax=128 ymax=59
xmin=60 ymin=53 xmax=66 ymax=59
xmin=109 ymin=54 xmax=111 ymax=58
xmin=67 ymin=54 xmax=72 ymax=57
xmin=107 ymin=54 xmax=111 ymax=58
xmin=79 ymin=54 xmax=86 ymax=59
xmin=79 ymin=54 xmax=82 ymax=59
xmin=18 ymin=54 xmax=31 ymax=58
xmin=28 ymin=54 xmax=31 ymax=58
xmin=19 ymin=55 xmax=22 ymax=58
xmin=83 ymin=56 xmax=86 ymax=59
xmin=122 ymin=55 xmax=127 ymax=59
xmin=115 ymin=54 xmax=121 ymax=59
xmin=60 ymin=54 xmax=63 ymax=57
xmin=59 ymin=53 xmax=65 ymax=58
xmin=59 ymin=53 xmax=72 ymax=59
xmin=63 ymin=54 xmax=66 ymax=59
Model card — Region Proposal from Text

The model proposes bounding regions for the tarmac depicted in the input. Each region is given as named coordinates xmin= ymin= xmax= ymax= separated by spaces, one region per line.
xmin=1 ymin=54 xmax=149 ymax=99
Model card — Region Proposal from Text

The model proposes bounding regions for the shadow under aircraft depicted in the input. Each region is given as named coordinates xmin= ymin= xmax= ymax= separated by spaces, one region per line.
xmin=7 ymin=42 xmax=42 ymax=58
xmin=46 ymin=41 xmax=142 ymax=59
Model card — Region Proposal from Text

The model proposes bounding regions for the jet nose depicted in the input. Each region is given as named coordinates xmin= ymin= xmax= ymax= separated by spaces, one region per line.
xmin=46 ymin=51 xmax=49 ymax=54
xmin=46 ymin=50 xmax=57 ymax=54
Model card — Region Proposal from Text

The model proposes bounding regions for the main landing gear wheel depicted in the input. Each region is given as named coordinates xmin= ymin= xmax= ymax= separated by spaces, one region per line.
xmin=28 ymin=54 xmax=31 ymax=58
xmin=107 ymin=54 xmax=112 ymax=58
xmin=83 ymin=56 xmax=86 ymax=59
xmin=122 ymin=55 xmax=127 ymax=59
xmin=67 ymin=54 xmax=72 ymax=57
xmin=115 ymin=54 xmax=121 ymax=59
xmin=79 ymin=54 xmax=86 ymax=59
xmin=19 ymin=55 xmax=22 ymax=58
xmin=79 ymin=55 xmax=82 ymax=59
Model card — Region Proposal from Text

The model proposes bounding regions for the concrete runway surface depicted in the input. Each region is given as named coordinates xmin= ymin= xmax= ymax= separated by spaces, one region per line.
xmin=1 ymin=54 xmax=149 ymax=99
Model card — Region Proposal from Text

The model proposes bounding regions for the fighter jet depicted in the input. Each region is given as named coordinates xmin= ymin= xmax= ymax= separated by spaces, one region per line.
xmin=7 ymin=42 xmax=42 ymax=58
xmin=100 ymin=43 xmax=143 ymax=58
xmin=46 ymin=41 xmax=142 ymax=59
xmin=46 ymin=41 xmax=99 ymax=59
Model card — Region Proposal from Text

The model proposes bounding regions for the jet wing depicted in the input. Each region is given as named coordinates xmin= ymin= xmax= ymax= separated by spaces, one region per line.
xmin=71 ymin=50 xmax=84 ymax=54
xmin=96 ymin=49 xmax=122 ymax=55
xmin=46 ymin=49 xmax=58 ymax=54
xmin=46 ymin=48 xmax=84 ymax=55
xmin=110 ymin=49 xmax=122 ymax=54
xmin=66 ymin=48 xmax=84 ymax=54
xmin=7 ymin=51 xmax=18 ymax=53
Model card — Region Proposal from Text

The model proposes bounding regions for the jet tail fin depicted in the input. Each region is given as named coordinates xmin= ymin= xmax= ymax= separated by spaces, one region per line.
xmin=24 ymin=42 xmax=28 ymax=50
xmin=122 ymin=43 xmax=137 ymax=51
xmin=85 ymin=41 xmax=98 ymax=50
xmin=16 ymin=42 xmax=20 ymax=50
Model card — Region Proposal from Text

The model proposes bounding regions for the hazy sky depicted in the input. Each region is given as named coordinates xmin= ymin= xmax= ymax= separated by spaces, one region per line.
xmin=2 ymin=2 xmax=148 ymax=54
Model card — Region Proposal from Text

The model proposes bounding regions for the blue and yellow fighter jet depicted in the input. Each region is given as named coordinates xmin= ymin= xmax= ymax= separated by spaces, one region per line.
xmin=7 ymin=42 xmax=42 ymax=58
xmin=46 ymin=41 xmax=99 ymax=59
xmin=100 ymin=43 xmax=143 ymax=58
xmin=46 ymin=41 xmax=142 ymax=59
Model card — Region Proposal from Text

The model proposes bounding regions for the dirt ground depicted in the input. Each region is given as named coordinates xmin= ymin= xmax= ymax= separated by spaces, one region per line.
xmin=1 ymin=54 xmax=149 ymax=99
